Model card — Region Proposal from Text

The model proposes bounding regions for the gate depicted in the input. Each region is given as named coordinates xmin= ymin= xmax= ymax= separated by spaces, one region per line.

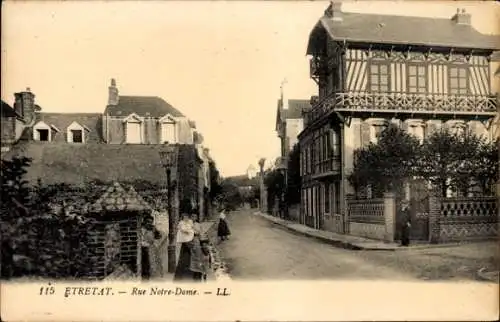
xmin=395 ymin=179 xmax=430 ymax=241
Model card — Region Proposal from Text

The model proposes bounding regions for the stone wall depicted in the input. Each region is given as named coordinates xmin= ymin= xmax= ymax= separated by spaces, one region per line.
xmin=347 ymin=198 xmax=385 ymax=240
xmin=435 ymin=197 xmax=498 ymax=243
xmin=1 ymin=117 xmax=16 ymax=144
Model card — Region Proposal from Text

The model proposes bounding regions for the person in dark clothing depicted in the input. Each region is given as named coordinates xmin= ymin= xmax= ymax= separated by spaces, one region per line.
xmin=400 ymin=201 xmax=411 ymax=247
xmin=217 ymin=209 xmax=231 ymax=241
xmin=1 ymin=240 xmax=14 ymax=279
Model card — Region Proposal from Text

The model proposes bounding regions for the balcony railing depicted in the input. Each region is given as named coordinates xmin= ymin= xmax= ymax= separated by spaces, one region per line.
xmin=305 ymin=92 xmax=498 ymax=125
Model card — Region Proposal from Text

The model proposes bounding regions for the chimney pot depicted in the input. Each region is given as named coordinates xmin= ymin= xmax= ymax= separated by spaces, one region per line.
xmin=108 ymin=78 xmax=119 ymax=106
xmin=26 ymin=87 xmax=31 ymax=92
xmin=452 ymin=8 xmax=471 ymax=25
xmin=325 ymin=2 xmax=343 ymax=21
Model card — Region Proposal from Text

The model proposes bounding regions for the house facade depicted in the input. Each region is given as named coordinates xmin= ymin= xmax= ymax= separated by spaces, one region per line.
xmin=1 ymin=79 xmax=213 ymax=220
xmin=275 ymin=83 xmax=311 ymax=165
xmin=102 ymin=79 xmax=196 ymax=145
xmin=299 ymin=2 xmax=499 ymax=231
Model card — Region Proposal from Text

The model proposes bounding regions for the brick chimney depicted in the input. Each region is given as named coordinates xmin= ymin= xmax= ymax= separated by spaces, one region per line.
xmin=324 ymin=1 xmax=343 ymax=22
xmin=451 ymin=8 xmax=471 ymax=25
xmin=14 ymin=87 xmax=36 ymax=124
xmin=108 ymin=78 xmax=119 ymax=106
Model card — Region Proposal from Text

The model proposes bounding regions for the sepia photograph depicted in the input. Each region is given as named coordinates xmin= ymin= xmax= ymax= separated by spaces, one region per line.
xmin=1 ymin=0 xmax=499 ymax=320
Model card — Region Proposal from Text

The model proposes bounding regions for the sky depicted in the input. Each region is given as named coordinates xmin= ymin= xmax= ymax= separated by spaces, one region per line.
xmin=2 ymin=1 xmax=499 ymax=177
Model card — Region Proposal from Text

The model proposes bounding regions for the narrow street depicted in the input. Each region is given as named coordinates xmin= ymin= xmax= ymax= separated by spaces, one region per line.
xmin=217 ymin=210 xmax=498 ymax=281
xmin=217 ymin=210 xmax=413 ymax=280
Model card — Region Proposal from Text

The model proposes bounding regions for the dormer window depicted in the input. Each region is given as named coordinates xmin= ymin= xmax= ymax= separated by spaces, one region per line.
xmin=158 ymin=115 xmax=177 ymax=144
xmin=67 ymin=121 xmax=89 ymax=143
xmin=123 ymin=113 xmax=144 ymax=144
xmin=33 ymin=121 xmax=58 ymax=142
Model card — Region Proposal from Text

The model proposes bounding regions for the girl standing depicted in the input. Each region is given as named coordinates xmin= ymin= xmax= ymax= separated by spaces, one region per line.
xmin=174 ymin=213 xmax=195 ymax=281
xmin=217 ymin=209 xmax=231 ymax=241
xmin=190 ymin=224 xmax=212 ymax=282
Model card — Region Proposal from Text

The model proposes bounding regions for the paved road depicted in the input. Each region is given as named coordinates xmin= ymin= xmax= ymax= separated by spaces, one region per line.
xmin=217 ymin=210 xmax=498 ymax=281
xmin=217 ymin=210 xmax=414 ymax=281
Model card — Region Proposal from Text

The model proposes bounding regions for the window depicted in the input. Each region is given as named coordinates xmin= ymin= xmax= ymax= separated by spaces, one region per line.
xmin=370 ymin=125 xmax=385 ymax=144
xmin=408 ymin=64 xmax=427 ymax=93
xmin=407 ymin=121 xmax=426 ymax=143
xmin=37 ymin=129 xmax=49 ymax=142
xmin=33 ymin=121 xmax=53 ymax=142
xmin=449 ymin=66 xmax=468 ymax=95
xmin=126 ymin=121 xmax=142 ymax=144
xmin=324 ymin=183 xmax=330 ymax=213
xmin=369 ymin=62 xmax=390 ymax=92
xmin=71 ymin=130 xmax=83 ymax=143
xmin=161 ymin=122 xmax=176 ymax=144
xmin=331 ymin=130 xmax=340 ymax=158
xmin=67 ymin=122 xmax=86 ymax=143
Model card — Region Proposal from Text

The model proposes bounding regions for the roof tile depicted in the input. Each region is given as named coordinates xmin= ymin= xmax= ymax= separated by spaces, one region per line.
xmin=309 ymin=11 xmax=499 ymax=53
xmin=105 ymin=96 xmax=184 ymax=118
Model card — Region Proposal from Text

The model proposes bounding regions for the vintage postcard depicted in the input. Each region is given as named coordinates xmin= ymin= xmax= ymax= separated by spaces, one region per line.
xmin=1 ymin=0 xmax=499 ymax=321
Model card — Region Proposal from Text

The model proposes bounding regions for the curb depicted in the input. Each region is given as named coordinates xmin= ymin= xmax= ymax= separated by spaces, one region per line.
xmin=477 ymin=267 xmax=499 ymax=283
xmin=274 ymin=222 xmax=365 ymax=250
xmin=258 ymin=213 xmax=495 ymax=252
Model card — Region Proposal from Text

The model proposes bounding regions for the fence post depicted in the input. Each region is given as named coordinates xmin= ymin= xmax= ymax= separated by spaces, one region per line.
xmin=383 ymin=192 xmax=396 ymax=242
xmin=345 ymin=194 xmax=355 ymax=234
xmin=428 ymin=191 xmax=441 ymax=244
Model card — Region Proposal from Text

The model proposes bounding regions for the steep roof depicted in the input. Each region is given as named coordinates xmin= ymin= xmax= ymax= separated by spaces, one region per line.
xmin=280 ymin=99 xmax=312 ymax=119
xmin=307 ymin=10 xmax=500 ymax=54
xmin=86 ymin=182 xmax=152 ymax=213
xmin=1 ymin=101 xmax=17 ymax=117
xmin=2 ymin=142 xmax=169 ymax=187
xmin=32 ymin=112 xmax=103 ymax=142
xmin=276 ymin=99 xmax=311 ymax=130
xmin=104 ymin=96 xmax=184 ymax=118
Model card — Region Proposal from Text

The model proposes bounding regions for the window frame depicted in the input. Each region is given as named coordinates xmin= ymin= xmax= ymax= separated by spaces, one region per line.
xmin=407 ymin=63 xmax=428 ymax=94
xmin=448 ymin=65 xmax=469 ymax=95
xmin=125 ymin=121 xmax=143 ymax=144
xmin=368 ymin=61 xmax=391 ymax=93
xmin=70 ymin=129 xmax=84 ymax=143
xmin=160 ymin=121 xmax=177 ymax=144
xmin=324 ymin=183 xmax=330 ymax=214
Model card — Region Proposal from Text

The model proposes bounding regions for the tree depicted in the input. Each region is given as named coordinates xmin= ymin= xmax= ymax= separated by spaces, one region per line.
xmin=285 ymin=144 xmax=301 ymax=205
xmin=416 ymin=127 xmax=495 ymax=197
xmin=348 ymin=123 xmax=420 ymax=197
xmin=219 ymin=179 xmax=243 ymax=210
xmin=264 ymin=169 xmax=285 ymax=213
xmin=472 ymin=138 xmax=499 ymax=195
xmin=208 ymin=160 xmax=223 ymax=201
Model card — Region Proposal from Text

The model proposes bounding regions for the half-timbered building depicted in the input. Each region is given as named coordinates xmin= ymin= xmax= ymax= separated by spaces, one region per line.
xmin=299 ymin=2 xmax=499 ymax=231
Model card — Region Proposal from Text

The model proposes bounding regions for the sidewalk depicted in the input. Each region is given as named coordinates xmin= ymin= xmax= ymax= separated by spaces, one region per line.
xmin=255 ymin=211 xmax=495 ymax=252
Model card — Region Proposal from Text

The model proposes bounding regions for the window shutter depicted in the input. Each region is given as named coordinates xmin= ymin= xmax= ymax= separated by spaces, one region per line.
xmin=401 ymin=120 xmax=409 ymax=133
xmin=361 ymin=121 xmax=371 ymax=147
xmin=425 ymin=120 xmax=438 ymax=137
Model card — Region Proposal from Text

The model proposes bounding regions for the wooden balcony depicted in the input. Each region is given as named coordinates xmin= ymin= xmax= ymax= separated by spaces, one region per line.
xmin=305 ymin=92 xmax=498 ymax=125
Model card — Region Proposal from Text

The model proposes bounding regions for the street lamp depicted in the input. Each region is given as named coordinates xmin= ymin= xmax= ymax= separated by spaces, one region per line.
xmin=159 ymin=145 xmax=178 ymax=274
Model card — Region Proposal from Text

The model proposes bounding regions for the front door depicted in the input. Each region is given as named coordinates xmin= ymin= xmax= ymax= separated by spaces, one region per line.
xmin=395 ymin=179 xmax=430 ymax=242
